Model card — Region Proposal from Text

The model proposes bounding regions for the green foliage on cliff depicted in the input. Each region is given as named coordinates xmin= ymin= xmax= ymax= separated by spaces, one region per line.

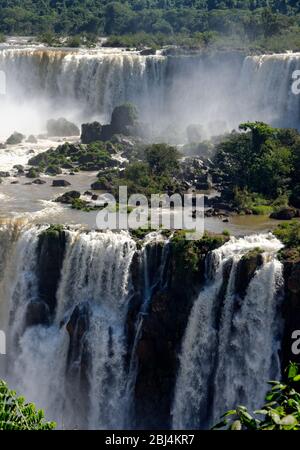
xmin=171 ymin=230 xmax=229 ymax=275
xmin=39 ymin=224 xmax=65 ymax=240
xmin=274 ymin=221 xmax=300 ymax=249
xmin=0 ymin=380 xmax=55 ymax=430
xmin=214 ymin=363 xmax=300 ymax=430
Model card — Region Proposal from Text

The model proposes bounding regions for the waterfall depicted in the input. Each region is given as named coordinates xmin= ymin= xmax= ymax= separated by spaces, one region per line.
xmin=172 ymin=234 xmax=284 ymax=430
xmin=238 ymin=53 xmax=300 ymax=128
xmin=1 ymin=47 xmax=300 ymax=138
xmin=0 ymin=223 xmax=289 ymax=430
xmin=1 ymin=225 xmax=137 ymax=429
xmin=124 ymin=234 xmax=171 ymax=428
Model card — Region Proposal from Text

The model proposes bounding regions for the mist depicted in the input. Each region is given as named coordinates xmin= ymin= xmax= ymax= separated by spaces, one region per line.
xmin=0 ymin=46 xmax=299 ymax=144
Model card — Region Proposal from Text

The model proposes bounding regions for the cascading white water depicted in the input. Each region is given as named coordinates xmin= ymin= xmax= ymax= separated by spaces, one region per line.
xmin=239 ymin=53 xmax=300 ymax=128
xmin=172 ymin=234 xmax=284 ymax=430
xmin=1 ymin=226 xmax=137 ymax=429
xmin=1 ymin=47 xmax=300 ymax=139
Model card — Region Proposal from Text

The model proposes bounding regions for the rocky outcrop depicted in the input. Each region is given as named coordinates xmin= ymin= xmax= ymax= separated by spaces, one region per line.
xmin=130 ymin=234 xmax=228 ymax=429
xmin=281 ymin=253 xmax=300 ymax=369
xmin=55 ymin=190 xmax=81 ymax=204
xmin=47 ymin=118 xmax=80 ymax=137
xmin=52 ymin=179 xmax=71 ymax=187
xmin=81 ymin=103 xmax=140 ymax=143
xmin=36 ymin=226 xmax=67 ymax=317
xmin=6 ymin=132 xmax=24 ymax=145
xmin=81 ymin=122 xmax=102 ymax=144
xmin=235 ymin=248 xmax=264 ymax=298
xmin=270 ymin=208 xmax=298 ymax=220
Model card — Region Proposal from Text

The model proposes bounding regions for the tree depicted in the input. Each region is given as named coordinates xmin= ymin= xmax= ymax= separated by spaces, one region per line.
xmin=214 ymin=363 xmax=300 ymax=430
xmin=0 ymin=380 xmax=55 ymax=430
xmin=145 ymin=143 xmax=180 ymax=176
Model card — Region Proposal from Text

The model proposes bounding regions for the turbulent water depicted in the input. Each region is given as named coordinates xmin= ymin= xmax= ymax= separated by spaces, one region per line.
xmin=0 ymin=222 xmax=172 ymax=429
xmin=1 ymin=47 xmax=300 ymax=140
xmin=172 ymin=234 xmax=284 ymax=429
xmin=0 ymin=222 xmax=287 ymax=429
xmin=0 ymin=45 xmax=296 ymax=429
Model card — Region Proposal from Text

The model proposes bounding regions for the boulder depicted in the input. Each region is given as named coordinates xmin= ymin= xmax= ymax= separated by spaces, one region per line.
xmin=270 ymin=207 xmax=297 ymax=220
xmin=110 ymin=103 xmax=138 ymax=135
xmin=47 ymin=118 xmax=80 ymax=137
xmin=0 ymin=171 xmax=10 ymax=177
xmin=81 ymin=122 xmax=102 ymax=144
xmin=52 ymin=179 xmax=71 ymax=187
xmin=91 ymin=179 xmax=111 ymax=191
xmin=6 ymin=132 xmax=24 ymax=145
xmin=140 ymin=48 xmax=156 ymax=55
xmin=45 ymin=165 xmax=62 ymax=175
xmin=32 ymin=179 xmax=46 ymax=185
xmin=26 ymin=135 xmax=38 ymax=144
xmin=26 ymin=168 xmax=39 ymax=179
xmin=13 ymin=164 xmax=25 ymax=175
xmin=55 ymin=190 xmax=81 ymax=204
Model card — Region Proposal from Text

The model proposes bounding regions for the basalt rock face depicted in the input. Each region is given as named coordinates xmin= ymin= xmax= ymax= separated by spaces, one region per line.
xmin=36 ymin=227 xmax=67 ymax=318
xmin=235 ymin=248 xmax=264 ymax=299
xmin=281 ymin=254 xmax=300 ymax=369
xmin=131 ymin=237 xmax=222 ymax=429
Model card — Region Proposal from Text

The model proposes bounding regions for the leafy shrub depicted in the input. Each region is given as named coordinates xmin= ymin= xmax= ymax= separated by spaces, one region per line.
xmin=0 ymin=380 xmax=55 ymax=430
xmin=213 ymin=363 xmax=300 ymax=430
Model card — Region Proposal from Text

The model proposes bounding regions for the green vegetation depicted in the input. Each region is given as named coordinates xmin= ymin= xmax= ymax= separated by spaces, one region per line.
xmin=213 ymin=122 xmax=300 ymax=214
xmin=0 ymin=380 xmax=55 ymax=430
xmin=1 ymin=1 xmax=300 ymax=52
xmin=274 ymin=221 xmax=300 ymax=249
xmin=171 ymin=230 xmax=229 ymax=275
xmin=214 ymin=363 xmax=300 ymax=430
xmin=39 ymin=224 xmax=65 ymax=239
xmin=28 ymin=141 xmax=116 ymax=174
xmin=97 ymin=143 xmax=182 ymax=198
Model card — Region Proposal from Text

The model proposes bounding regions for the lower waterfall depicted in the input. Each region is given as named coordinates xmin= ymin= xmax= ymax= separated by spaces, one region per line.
xmin=172 ymin=234 xmax=284 ymax=429
xmin=0 ymin=224 xmax=288 ymax=429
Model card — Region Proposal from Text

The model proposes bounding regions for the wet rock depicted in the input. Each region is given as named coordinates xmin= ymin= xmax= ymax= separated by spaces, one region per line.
xmin=45 ymin=165 xmax=62 ymax=175
xmin=6 ymin=132 xmax=24 ymax=145
xmin=91 ymin=180 xmax=110 ymax=190
xmin=10 ymin=180 xmax=19 ymax=184
xmin=26 ymin=168 xmax=39 ymax=178
xmin=32 ymin=179 xmax=46 ymax=185
xmin=140 ymin=48 xmax=156 ymax=56
xmin=81 ymin=122 xmax=102 ymax=144
xmin=26 ymin=301 xmax=50 ymax=327
xmin=235 ymin=248 xmax=264 ymax=298
xmin=0 ymin=171 xmax=10 ymax=177
xmin=26 ymin=135 xmax=38 ymax=144
xmin=270 ymin=208 xmax=297 ymax=220
xmin=36 ymin=225 xmax=67 ymax=316
xmin=55 ymin=190 xmax=81 ymax=204
xmin=52 ymin=179 xmax=71 ymax=187
xmin=13 ymin=164 xmax=24 ymax=172
xmin=47 ymin=117 xmax=80 ymax=137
